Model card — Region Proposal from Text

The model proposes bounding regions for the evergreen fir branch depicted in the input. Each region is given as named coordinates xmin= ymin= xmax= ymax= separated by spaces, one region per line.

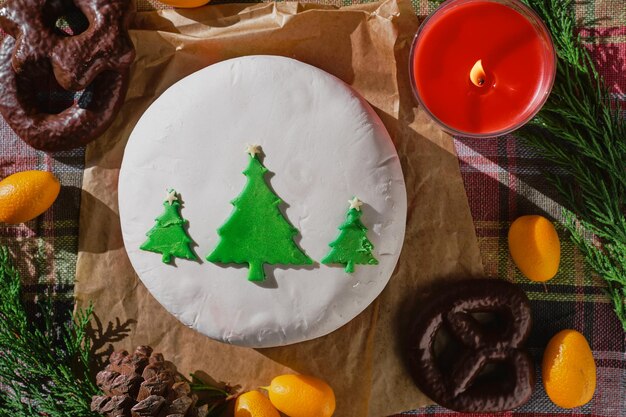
xmin=0 ymin=246 xmax=99 ymax=417
xmin=563 ymin=212 xmax=626 ymax=326
xmin=515 ymin=0 xmax=626 ymax=330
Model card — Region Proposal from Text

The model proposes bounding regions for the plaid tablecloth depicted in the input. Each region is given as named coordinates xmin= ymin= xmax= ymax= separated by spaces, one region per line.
xmin=0 ymin=0 xmax=624 ymax=416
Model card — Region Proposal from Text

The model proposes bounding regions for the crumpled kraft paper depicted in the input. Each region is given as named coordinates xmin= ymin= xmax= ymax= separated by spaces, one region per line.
xmin=74 ymin=1 xmax=484 ymax=416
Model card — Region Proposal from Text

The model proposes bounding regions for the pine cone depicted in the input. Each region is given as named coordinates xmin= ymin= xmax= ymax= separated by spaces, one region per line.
xmin=91 ymin=346 xmax=201 ymax=417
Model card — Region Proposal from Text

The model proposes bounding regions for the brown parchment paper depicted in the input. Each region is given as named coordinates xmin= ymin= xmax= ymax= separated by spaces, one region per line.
xmin=74 ymin=1 xmax=484 ymax=416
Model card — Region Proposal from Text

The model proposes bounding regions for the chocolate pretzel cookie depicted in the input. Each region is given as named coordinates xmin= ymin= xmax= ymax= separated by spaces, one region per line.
xmin=406 ymin=279 xmax=535 ymax=412
xmin=0 ymin=0 xmax=135 ymax=151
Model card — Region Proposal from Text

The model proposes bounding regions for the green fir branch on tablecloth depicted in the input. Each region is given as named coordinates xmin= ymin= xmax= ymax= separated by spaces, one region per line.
xmin=515 ymin=0 xmax=626 ymax=330
xmin=0 ymin=246 xmax=100 ymax=417
xmin=563 ymin=212 xmax=626 ymax=325
xmin=0 ymin=246 xmax=234 ymax=416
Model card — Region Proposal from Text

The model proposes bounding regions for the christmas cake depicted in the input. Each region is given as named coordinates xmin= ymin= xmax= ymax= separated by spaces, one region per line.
xmin=119 ymin=56 xmax=407 ymax=348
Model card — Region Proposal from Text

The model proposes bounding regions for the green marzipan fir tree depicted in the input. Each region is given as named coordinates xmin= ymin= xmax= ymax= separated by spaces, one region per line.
xmin=141 ymin=189 xmax=198 ymax=264
xmin=322 ymin=197 xmax=378 ymax=273
xmin=207 ymin=144 xmax=312 ymax=281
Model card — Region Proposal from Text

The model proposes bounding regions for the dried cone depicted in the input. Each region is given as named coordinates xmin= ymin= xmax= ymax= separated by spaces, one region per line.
xmin=91 ymin=346 xmax=202 ymax=417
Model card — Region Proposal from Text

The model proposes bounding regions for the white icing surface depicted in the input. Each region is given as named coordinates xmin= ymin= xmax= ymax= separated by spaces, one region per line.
xmin=119 ymin=56 xmax=407 ymax=348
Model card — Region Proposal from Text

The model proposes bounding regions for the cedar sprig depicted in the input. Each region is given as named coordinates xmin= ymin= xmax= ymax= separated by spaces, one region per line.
xmin=0 ymin=246 xmax=235 ymax=416
xmin=563 ymin=212 xmax=626 ymax=326
xmin=0 ymin=246 xmax=100 ymax=416
xmin=188 ymin=372 xmax=236 ymax=416
xmin=516 ymin=0 xmax=626 ymax=330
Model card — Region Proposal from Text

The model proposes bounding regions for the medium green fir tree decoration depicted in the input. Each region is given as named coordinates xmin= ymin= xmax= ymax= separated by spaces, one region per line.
xmin=207 ymin=144 xmax=312 ymax=281
xmin=141 ymin=189 xmax=198 ymax=264
xmin=322 ymin=197 xmax=378 ymax=273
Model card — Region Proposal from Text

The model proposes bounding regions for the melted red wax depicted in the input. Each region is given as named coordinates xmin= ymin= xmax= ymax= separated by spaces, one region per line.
xmin=412 ymin=1 xmax=553 ymax=135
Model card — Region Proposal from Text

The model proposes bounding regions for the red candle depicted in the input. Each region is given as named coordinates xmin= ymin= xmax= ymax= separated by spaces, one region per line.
xmin=410 ymin=0 xmax=556 ymax=137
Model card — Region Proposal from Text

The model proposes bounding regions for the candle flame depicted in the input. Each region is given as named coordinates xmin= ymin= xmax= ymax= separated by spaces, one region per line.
xmin=470 ymin=59 xmax=486 ymax=87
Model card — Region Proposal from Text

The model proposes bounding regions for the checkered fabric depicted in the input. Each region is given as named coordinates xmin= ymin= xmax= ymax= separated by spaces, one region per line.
xmin=0 ymin=5 xmax=86 ymax=322
xmin=0 ymin=0 xmax=623 ymax=415
xmin=0 ymin=43 xmax=83 ymax=320
xmin=395 ymin=138 xmax=626 ymax=416
xmin=394 ymin=2 xmax=626 ymax=415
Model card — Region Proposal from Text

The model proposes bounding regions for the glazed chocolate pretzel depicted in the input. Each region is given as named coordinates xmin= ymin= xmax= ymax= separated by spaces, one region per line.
xmin=0 ymin=0 xmax=135 ymax=151
xmin=406 ymin=279 xmax=535 ymax=412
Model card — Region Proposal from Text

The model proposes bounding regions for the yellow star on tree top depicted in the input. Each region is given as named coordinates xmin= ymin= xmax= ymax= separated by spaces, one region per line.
xmin=348 ymin=197 xmax=363 ymax=211
xmin=245 ymin=144 xmax=261 ymax=157
xmin=165 ymin=189 xmax=178 ymax=205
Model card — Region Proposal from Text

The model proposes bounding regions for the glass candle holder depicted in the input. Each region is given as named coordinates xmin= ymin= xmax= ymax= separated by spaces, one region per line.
xmin=410 ymin=0 xmax=557 ymax=138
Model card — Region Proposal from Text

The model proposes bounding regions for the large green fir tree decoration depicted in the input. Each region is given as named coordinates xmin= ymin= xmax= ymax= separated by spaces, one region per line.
xmin=322 ymin=197 xmax=378 ymax=273
xmin=207 ymin=144 xmax=312 ymax=281
xmin=140 ymin=189 xmax=198 ymax=264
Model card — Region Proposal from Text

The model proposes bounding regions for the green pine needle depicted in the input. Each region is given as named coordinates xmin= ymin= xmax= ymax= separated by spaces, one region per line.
xmin=0 ymin=246 xmax=100 ymax=416
xmin=516 ymin=0 xmax=626 ymax=331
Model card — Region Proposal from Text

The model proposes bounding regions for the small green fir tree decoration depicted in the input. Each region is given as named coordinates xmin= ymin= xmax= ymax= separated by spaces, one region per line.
xmin=141 ymin=189 xmax=198 ymax=264
xmin=207 ymin=144 xmax=312 ymax=281
xmin=322 ymin=197 xmax=378 ymax=273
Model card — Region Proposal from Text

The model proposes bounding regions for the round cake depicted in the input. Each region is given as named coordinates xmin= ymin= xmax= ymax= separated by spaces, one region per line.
xmin=119 ymin=55 xmax=407 ymax=348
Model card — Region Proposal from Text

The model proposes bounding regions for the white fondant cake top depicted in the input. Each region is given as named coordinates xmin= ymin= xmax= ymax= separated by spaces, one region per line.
xmin=118 ymin=55 xmax=407 ymax=348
